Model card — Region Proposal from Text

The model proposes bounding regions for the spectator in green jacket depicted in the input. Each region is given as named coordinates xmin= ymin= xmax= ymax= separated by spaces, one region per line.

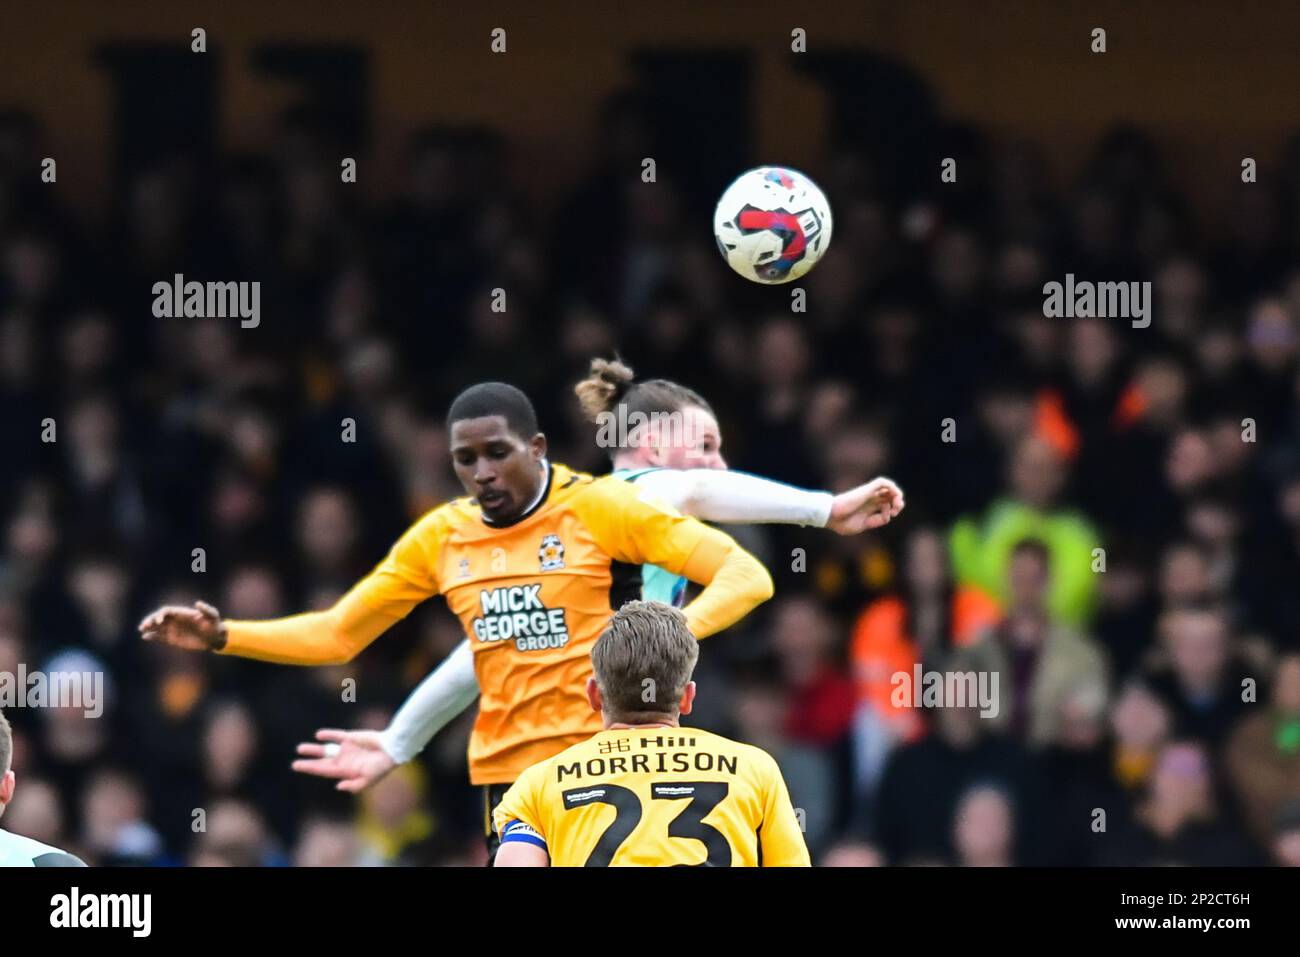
xmin=950 ymin=435 xmax=1103 ymax=627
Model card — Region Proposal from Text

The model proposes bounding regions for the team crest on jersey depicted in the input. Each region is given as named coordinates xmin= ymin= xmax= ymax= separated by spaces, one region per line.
xmin=538 ymin=534 xmax=565 ymax=571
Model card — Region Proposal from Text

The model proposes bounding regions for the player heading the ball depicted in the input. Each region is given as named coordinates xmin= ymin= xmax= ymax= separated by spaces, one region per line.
xmin=139 ymin=382 xmax=775 ymax=807
xmin=288 ymin=360 xmax=903 ymax=799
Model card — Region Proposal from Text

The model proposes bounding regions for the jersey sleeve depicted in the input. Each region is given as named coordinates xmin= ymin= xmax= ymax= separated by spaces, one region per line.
xmin=219 ymin=510 xmax=447 ymax=665
xmin=574 ymin=478 xmax=774 ymax=638
xmin=377 ymin=639 xmax=479 ymax=764
xmin=632 ymin=468 xmax=833 ymax=527
xmin=33 ymin=851 xmax=87 ymax=867
xmin=757 ymin=753 xmax=812 ymax=867
xmin=492 ymin=765 xmax=548 ymax=851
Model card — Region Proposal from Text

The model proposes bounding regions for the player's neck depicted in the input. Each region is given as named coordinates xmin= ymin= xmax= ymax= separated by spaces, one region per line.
xmin=605 ymin=719 xmax=680 ymax=730
xmin=612 ymin=452 xmax=651 ymax=471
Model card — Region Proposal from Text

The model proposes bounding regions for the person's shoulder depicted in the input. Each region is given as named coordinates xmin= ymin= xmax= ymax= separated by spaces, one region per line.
xmin=561 ymin=466 xmax=643 ymax=511
xmin=0 ymin=828 xmax=86 ymax=867
xmin=508 ymin=759 xmax=549 ymax=796
xmin=407 ymin=495 xmax=480 ymax=537
xmin=852 ymin=594 xmax=906 ymax=638
xmin=579 ymin=468 xmax=687 ymax=516
xmin=33 ymin=850 xmax=87 ymax=867
xmin=984 ymin=499 xmax=1037 ymax=529
xmin=538 ymin=463 xmax=600 ymax=503
xmin=1224 ymin=708 xmax=1273 ymax=751
xmin=953 ymin=586 xmax=1002 ymax=638
xmin=557 ymin=464 xmax=610 ymax=492
xmin=1046 ymin=624 xmax=1105 ymax=658
xmin=612 ymin=466 xmax=668 ymax=483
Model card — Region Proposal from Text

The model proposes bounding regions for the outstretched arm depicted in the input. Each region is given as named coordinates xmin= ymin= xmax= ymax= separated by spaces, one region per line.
xmin=291 ymin=641 xmax=480 ymax=790
xmin=139 ymin=585 xmax=417 ymax=666
xmin=579 ymin=484 xmax=774 ymax=638
xmin=139 ymin=512 xmax=445 ymax=665
xmin=674 ymin=530 xmax=773 ymax=638
xmin=632 ymin=470 xmax=904 ymax=534
xmin=222 ymin=585 xmax=414 ymax=665
xmin=378 ymin=639 xmax=480 ymax=763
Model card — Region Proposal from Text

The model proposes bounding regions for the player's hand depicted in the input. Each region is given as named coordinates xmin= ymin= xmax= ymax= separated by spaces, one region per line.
xmin=827 ymin=477 xmax=905 ymax=534
xmin=292 ymin=728 xmax=398 ymax=793
xmin=138 ymin=601 xmax=226 ymax=652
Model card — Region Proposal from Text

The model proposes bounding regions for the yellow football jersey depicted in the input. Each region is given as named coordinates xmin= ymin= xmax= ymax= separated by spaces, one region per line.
xmin=492 ymin=726 xmax=811 ymax=866
xmin=220 ymin=463 xmax=774 ymax=784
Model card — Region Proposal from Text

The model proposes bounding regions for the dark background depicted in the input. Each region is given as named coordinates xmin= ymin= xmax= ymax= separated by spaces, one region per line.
xmin=1 ymin=1 xmax=1299 ymax=866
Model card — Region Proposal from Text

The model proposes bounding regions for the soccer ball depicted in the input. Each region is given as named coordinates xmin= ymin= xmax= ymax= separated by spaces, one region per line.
xmin=713 ymin=166 xmax=833 ymax=284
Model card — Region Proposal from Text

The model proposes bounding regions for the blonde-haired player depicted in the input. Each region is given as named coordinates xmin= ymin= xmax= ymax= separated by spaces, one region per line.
xmin=493 ymin=600 xmax=810 ymax=867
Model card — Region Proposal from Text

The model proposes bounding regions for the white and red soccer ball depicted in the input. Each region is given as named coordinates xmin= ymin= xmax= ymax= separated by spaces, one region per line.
xmin=713 ymin=166 xmax=833 ymax=284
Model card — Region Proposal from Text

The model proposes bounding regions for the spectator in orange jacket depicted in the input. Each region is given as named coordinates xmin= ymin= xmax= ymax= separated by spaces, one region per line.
xmin=849 ymin=527 xmax=1001 ymax=797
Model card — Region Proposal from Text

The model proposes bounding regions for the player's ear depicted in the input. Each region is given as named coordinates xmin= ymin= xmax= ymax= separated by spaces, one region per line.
xmin=530 ymin=432 xmax=547 ymax=460
xmin=0 ymin=769 xmax=15 ymax=806
xmin=678 ymin=681 xmax=696 ymax=716
xmin=639 ymin=418 xmax=664 ymax=465
xmin=586 ymin=676 xmax=602 ymax=714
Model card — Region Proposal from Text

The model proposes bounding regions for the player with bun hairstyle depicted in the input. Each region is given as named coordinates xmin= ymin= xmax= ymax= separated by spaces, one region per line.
xmin=288 ymin=360 xmax=904 ymax=795
xmin=574 ymin=358 xmax=727 ymax=469
xmin=574 ymin=356 xmax=904 ymax=603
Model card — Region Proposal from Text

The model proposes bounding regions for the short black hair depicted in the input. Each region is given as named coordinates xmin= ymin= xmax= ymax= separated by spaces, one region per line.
xmin=446 ymin=382 xmax=539 ymax=438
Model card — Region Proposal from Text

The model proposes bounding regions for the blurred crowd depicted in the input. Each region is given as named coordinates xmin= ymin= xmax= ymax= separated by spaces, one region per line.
xmin=2 ymin=84 xmax=1300 ymax=867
